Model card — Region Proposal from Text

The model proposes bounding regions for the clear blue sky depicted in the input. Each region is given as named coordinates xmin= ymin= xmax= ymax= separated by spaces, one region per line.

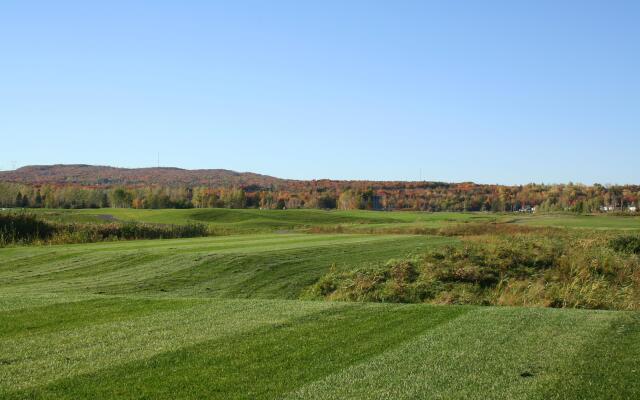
xmin=1 ymin=1 xmax=638 ymax=184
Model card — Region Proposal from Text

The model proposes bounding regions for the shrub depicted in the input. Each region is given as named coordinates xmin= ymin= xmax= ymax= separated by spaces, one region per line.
xmin=52 ymin=222 xmax=209 ymax=243
xmin=609 ymin=235 xmax=640 ymax=254
xmin=0 ymin=212 xmax=209 ymax=246
xmin=436 ymin=222 xmax=559 ymax=237
xmin=0 ymin=212 xmax=56 ymax=245
xmin=306 ymin=233 xmax=640 ymax=310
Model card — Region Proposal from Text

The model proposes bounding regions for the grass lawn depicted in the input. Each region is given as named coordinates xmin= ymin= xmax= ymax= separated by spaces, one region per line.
xmin=1 ymin=213 xmax=639 ymax=398
xmin=0 ymin=294 xmax=638 ymax=399
xmin=0 ymin=234 xmax=455 ymax=299
xmin=17 ymin=208 xmax=640 ymax=233
xmin=22 ymin=208 xmax=499 ymax=232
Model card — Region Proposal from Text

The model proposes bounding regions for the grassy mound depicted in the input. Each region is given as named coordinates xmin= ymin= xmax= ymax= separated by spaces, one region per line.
xmin=307 ymin=234 xmax=640 ymax=310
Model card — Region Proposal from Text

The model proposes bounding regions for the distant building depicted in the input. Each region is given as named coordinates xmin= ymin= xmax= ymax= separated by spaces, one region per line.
xmin=518 ymin=205 xmax=534 ymax=213
xmin=600 ymin=205 xmax=616 ymax=212
xmin=629 ymin=206 xmax=637 ymax=212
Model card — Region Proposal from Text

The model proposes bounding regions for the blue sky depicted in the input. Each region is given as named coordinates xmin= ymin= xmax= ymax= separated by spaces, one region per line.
xmin=1 ymin=1 xmax=638 ymax=184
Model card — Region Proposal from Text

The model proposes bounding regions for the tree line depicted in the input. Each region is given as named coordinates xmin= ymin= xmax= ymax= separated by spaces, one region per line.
xmin=0 ymin=181 xmax=638 ymax=213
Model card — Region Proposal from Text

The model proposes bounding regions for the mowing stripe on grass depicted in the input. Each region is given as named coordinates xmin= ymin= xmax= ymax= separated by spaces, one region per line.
xmin=1 ymin=233 xmax=396 ymax=256
xmin=0 ymin=297 xmax=186 ymax=339
xmin=115 ymin=237 xmax=450 ymax=299
xmin=284 ymin=307 xmax=635 ymax=400
xmin=0 ymin=293 xmax=105 ymax=312
xmin=0 ymin=298 xmax=342 ymax=393
xmin=4 ymin=303 xmax=468 ymax=400
xmin=0 ymin=234 xmax=454 ymax=299
xmin=0 ymin=253 xmax=165 ymax=286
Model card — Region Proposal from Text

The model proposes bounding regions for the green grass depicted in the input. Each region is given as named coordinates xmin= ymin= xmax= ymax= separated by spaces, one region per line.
xmin=2 ymin=213 xmax=640 ymax=398
xmin=17 ymin=208 xmax=640 ymax=233
xmin=283 ymin=306 xmax=640 ymax=400
xmin=0 ymin=295 xmax=638 ymax=399
xmin=22 ymin=208 xmax=499 ymax=233
xmin=0 ymin=234 xmax=454 ymax=299
xmin=514 ymin=213 xmax=640 ymax=230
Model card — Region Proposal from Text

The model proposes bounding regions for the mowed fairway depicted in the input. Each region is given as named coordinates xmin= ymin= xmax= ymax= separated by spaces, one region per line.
xmin=24 ymin=208 xmax=640 ymax=232
xmin=26 ymin=208 xmax=500 ymax=233
xmin=0 ymin=234 xmax=453 ymax=299
xmin=1 ymin=228 xmax=640 ymax=398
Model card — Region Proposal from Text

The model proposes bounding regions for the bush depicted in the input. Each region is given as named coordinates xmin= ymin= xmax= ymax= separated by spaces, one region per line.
xmin=306 ymin=233 xmax=640 ymax=310
xmin=51 ymin=222 xmax=209 ymax=243
xmin=0 ymin=212 xmax=209 ymax=246
xmin=0 ymin=212 xmax=56 ymax=245
xmin=436 ymin=222 xmax=558 ymax=237
xmin=609 ymin=235 xmax=640 ymax=254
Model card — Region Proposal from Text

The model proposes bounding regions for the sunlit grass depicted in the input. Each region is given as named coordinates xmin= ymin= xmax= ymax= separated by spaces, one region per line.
xmin=1 ymin=217 xmax=639 ymax=398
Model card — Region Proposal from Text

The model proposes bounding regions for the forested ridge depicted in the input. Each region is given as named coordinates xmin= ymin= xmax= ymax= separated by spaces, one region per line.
xmin=1 ymin=165 xmax=638 ymax=212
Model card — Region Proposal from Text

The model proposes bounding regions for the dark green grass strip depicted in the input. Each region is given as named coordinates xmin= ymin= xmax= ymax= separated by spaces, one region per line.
xmin=0 ymin=297 xmax=187 ymax=339
xmin=280 ymin=307 xmax=639 ymax=400
xmin=6 ymin=304 xmax=468 ymax=400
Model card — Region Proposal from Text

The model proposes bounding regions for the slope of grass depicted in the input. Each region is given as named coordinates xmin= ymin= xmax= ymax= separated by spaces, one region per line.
xmin=0 ymin=234 xmax=455 ymax=299
xmin=22 ymin=208 xmax=499 ymax=233
xmin=17 ymin=208 xmax=640 ymax=234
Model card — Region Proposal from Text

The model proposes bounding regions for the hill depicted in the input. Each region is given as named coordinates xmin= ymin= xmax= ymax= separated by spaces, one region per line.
xmin=1 ymin=164 xmax=639 ymax=213
xmin=0 ymin=164 xmax=290 ymax=188
xmin=0 ymin=164 xmax=453 ymax=190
